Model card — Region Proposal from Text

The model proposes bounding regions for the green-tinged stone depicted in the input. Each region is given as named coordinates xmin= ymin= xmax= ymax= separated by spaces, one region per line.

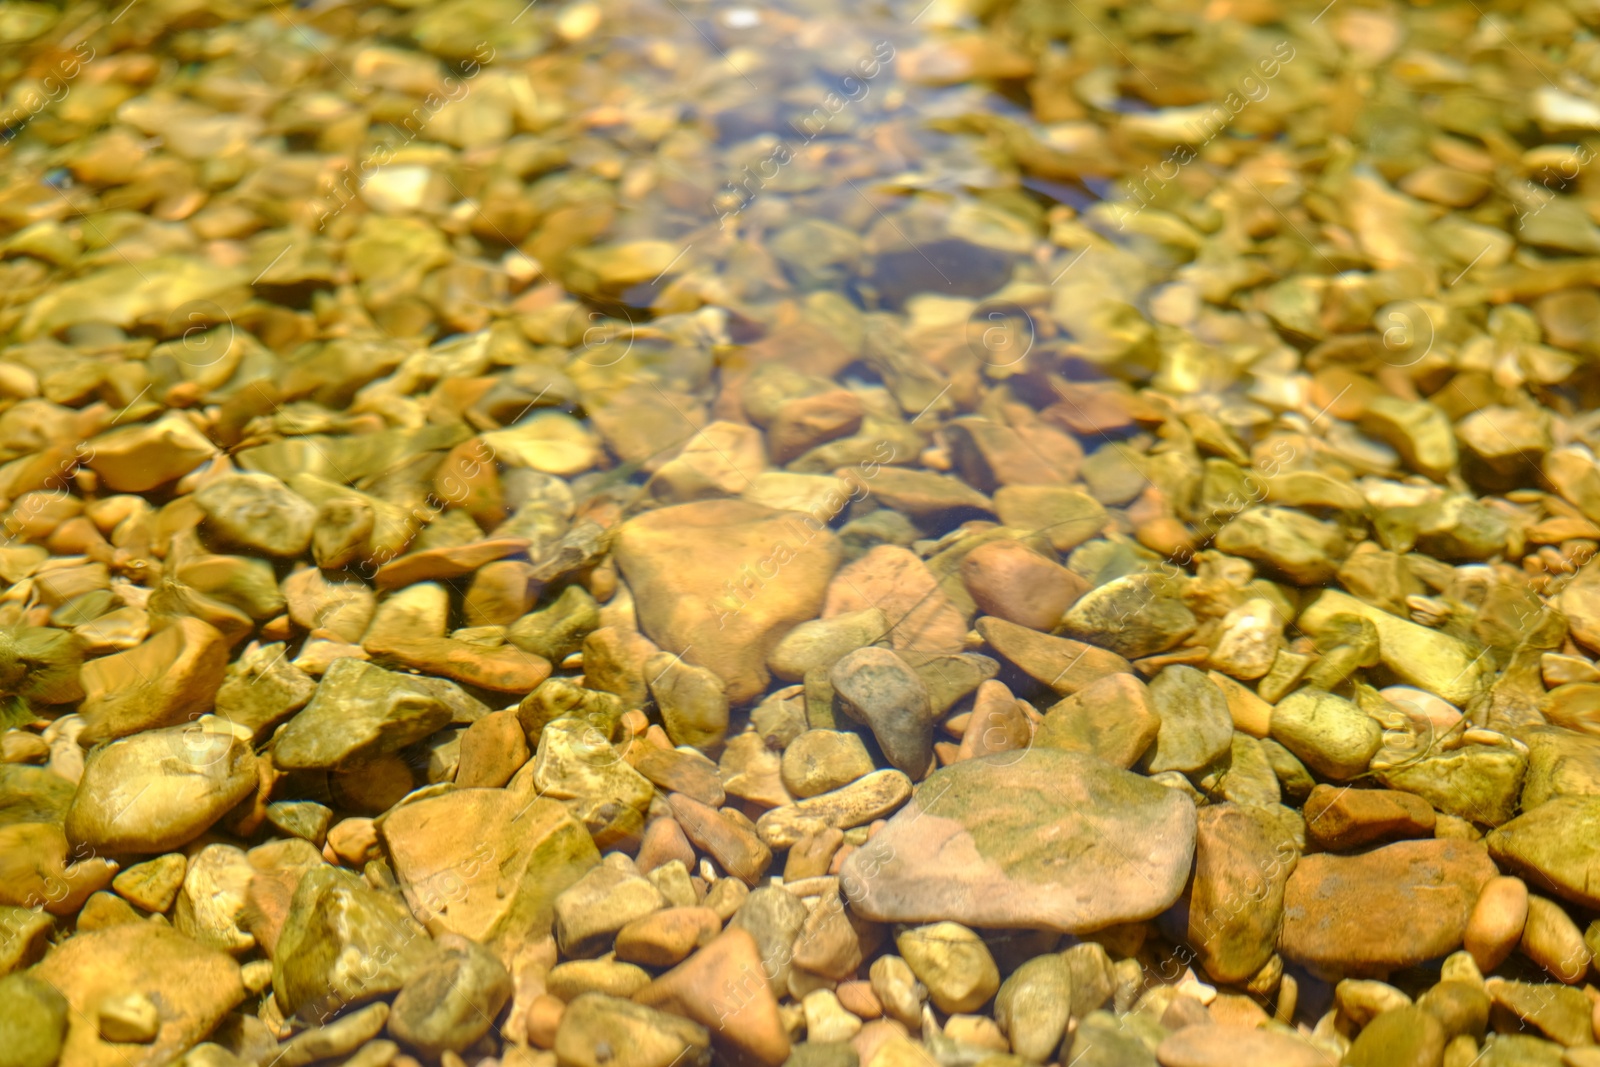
xmin=993 ymin=954 xmax=1072 ymax=1062
xmin=0 ymin=625 xmax=85 ymax=707
xmin=1298 ymin=589 xmax=1490 ymax=706
xmin=64 ymin=721 xmax=257 ymax=854
xmin=273 ymin=865 xmax=439 ymax=1022
xmin=1059 ymin=573 xmax=1196 ymax=659
xmin=273 ymin=658 xmax=451 ymax=771
xmin=1361 ymin=395 xmax=1458 ymax=481
xmin=1269 ymin=688 xmax=1383 ymax=781
xmin=516 ymin=677 xmax=624 ymax=740
xmin=1486 ymin=796 xmax=1600 ymax=909
xmin=1213 ymin=507 xmax=1348 ymax=585
xmin=0 ymin=762 xmax=74 ymax=827
xmin=1519 ymin=725 xmax=1600 ymax=809
xmin=1144 ymin=665 xmax=1232 ymax=775
xmin=388 ymin=935 xmax=513 ymax=1058
xmin=1186 ymin=803 xmax=1297 ymax=985
xmin=240 ymin=423 xmax=471 ymax=484
xmin=767 ymin=609 xmax=888 ymax=682
xmin=507 ymin=585 xmax=600 ymax=663
xmin=1374 ymin=738 xmax=1526 ymax=826
xmin=0 ymin=972 xmax=67 ymax=1067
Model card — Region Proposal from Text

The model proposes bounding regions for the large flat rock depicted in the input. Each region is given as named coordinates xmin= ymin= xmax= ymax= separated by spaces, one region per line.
xmin=840 ymin=750 xmax=1196 ymax=933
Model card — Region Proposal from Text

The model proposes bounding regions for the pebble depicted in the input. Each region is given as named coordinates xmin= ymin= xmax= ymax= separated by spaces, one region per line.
xmin=645 ymin=652 xmax=730 ymax=751
xmin=830 ymin=647 xmax=935 ymax=777
xmin=273 ymin=865 xmax=438 ymax=1020
xmin=545 ymin=959 xmax=653 ymax=1001
xmin=954 ymin=679 xmax=1032 ymax=762
xmin=768 ymin=610 xmax=890 ymax=683
xmin=1487 ymin=796 xmax=1600 ymax=909
xmin=194 ymin=473 xmax=317 ymax=558
xmin=1281 ymin=839 xmax=1497 ymax=974
xmin=803 ymin=989 xmax=863 ymax=1043
xmin=1269 ymin=688 xmax=1384 ymax=781
xmin=1155 ymin=1024 xmax=1330 ymax=1067
xmin=272 ymin=657 xmax=451 ymax=771
xmin=388 ymin=934 xmax=514 ymax=1058
xmin=755 ymin=768 xmax=913 ymax=849
xmin=975 ymin=616 xmax=1134 ymax=696
xmin=821 ymin=546 xmax=968 ymax=654
xmin=668 ymin=793 xmax=773 ymax=886
xmin=553 ymin=993 xmax=711 ymax=1067
xmin=64 ymin=719 xmax=257 ymax=854
xmin=991 ymin=486 xmax=1108 ymax=553
xmin=635 ymin=927 xmax=791 ymax=1067
xmin=454 ymin=708 xmax=530 ymax=788
xmin=1520 ymin=893 xmax=1591 ymax=984
xmin=552 ymin=863 xmax=668 ymax=958
xmin=895 ymin=922 xmax=999 ymax=1015
xmin=992 ymin=953 xmax=1072 ymax=1062
xmin=1187 ymin=803 xmax=1295 ymax=986
xmin=1303 ymin=783 xmax=1436 ymax=851
xmin=1060 ymin=573 xmax=1198 ymax=660
xmin=782 ymin=730 xmax=877 ymax=798
xmin=729 ymin=885 xmax=810 ymax=994
xmin=614 ymin=906 xmax=722 ymax=968
xmin=614 ymin=500 xmax=842 ymax=704
xmin=1487 ymin=978 xmax=1596 ymax=1047
xmin=959 ymin=539 xmax=1085 ymax=631
xmin=1344 ymin=1005 xmax=1447 ymax=1067
xmin=77 ymin=616 xmax=230 ymax=742
xmin=276 ymin=1003 xmax=390 ymax=1067
xmin=111 ymin=852 xmax=187 ymax=913
xmin=1144 ymin=665 xmax=1233 ymax=775
xmin=96 ymin=991 xmax=161 ymax=1043
xmin=843 ymin=751 xmax=1196 ymax=934
xmin=1034 ymin=673 xmax=1157 ymax=768
xmin=0 ymin=973 xmax=69 ymax=1067
xmin=32 ymin=922 xmax=244 ymax=1067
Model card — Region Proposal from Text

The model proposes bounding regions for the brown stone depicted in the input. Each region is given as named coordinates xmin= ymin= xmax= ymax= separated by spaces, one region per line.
xmin=614 ymin=907 xmax=722 ymax=968
xmin=77 ymin=617 xmax=229 ymax=743
xmin=1281 ymin=840 xmax=1498 ymax=975
xmin=614 ymin=500 xmax=841 ymax=704
xmin=463 ymin=560 xmax=538 ymax=627
xmin=380 ymin=789 xmax=599 ymax=960
xmin=822 ymin=545 xmax=967 ymax=655
xmin=1033 ymin=673 xmax=1158 ymax=768
xmin=634 ymin=927 xmax=790 ymax=1067
xmin=975 ymin=616 xmax=1134 ymax=695
xmin=633 ymin=747 xmax=726 ymax=808
xmin=373 ymin=538 xmax=532 ymax=591
xmin=368 ymin=635 xmax=550 ymax=693
xmin=959 ymin=539 xmax=1087 ymax=631
xmin=667 ymin=793 xmax=772 ymax=886
xmin=954 ymin=680 xmax=1032 ymax=762
xmin=455 ymin=709 xmax=531 ymax=788
xmin=1303 ymin=784 xmax=1437 ymax=851
xmin=1464 ymin=875 xmax=1528 ymax=974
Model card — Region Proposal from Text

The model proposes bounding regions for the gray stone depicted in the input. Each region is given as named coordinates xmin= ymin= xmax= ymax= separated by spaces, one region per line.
xmin=829 ymin=646 xmax=934 ymax=777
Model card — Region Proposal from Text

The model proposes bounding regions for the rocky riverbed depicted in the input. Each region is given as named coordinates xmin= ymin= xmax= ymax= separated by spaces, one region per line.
xmin=5 ymin=0 xmax=1600 ymax=1066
